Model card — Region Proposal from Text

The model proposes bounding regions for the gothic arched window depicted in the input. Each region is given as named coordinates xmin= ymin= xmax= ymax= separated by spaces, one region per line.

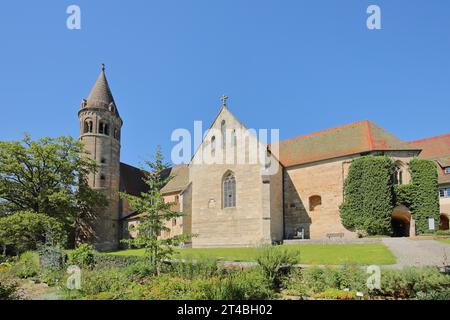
xmin=393 ymin=162 xmax=405 ymax=185
xmin=223 ymin=171 xmax=236 ymax=208
xmin=232 ymin=129 xmax=237 ymax=146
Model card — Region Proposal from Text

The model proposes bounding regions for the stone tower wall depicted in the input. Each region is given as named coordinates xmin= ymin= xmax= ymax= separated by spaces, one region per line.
xmin=78 ymin=107 xmax=122 ymax=251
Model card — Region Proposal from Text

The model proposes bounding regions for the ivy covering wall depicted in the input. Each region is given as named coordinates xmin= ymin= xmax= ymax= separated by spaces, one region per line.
xmin=340 ymin=156 xmax=440 ymax=236
xmin=396 ymin=158 xmax=440 ymax=234
xmin=340 ymin=156 xmax=393 ymax=235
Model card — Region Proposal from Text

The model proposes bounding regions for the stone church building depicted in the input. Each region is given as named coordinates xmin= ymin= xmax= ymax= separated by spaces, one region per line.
xmin=77 ymin=67 xmax=450 ymax=251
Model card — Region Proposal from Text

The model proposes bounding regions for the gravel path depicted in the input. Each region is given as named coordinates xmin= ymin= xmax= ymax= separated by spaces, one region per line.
xmin=382 ymin=238 xmax=450 ymax=268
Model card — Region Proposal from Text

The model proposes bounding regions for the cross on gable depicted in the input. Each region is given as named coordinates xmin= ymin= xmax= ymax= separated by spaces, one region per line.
xmin=221 ymin=95 xmax=228 ymax=107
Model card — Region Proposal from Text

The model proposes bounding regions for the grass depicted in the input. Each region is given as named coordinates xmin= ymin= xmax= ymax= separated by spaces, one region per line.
xmin=109 ymin=243 xmax=396 ymax=265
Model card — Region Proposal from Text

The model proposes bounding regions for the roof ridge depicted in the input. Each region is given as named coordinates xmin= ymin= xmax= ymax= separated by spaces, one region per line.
xmin=365 ymin=120 xmax=375 ymax=150
xmin=409 ymin=133 xmax=450 ymax=143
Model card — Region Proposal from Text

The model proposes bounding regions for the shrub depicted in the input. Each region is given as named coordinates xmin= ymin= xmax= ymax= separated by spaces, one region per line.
xmin=92 ymin=254 xmax=146 ymax=269
xmin=416 ymin=288 xmax=450 ymax=300
xmin=14 ymin=251 xmax=40 ymax=279
xmin=375 ymin=267 xmax=450 ymax=299
xmin=256 ymin=246 xmax=299 ymax=289
xmin=211 ymin=269 xmax=274 ymax=300
xmin=0 ymin=211 xmax=67 ymax=254
xmin=169 ymin=255 xmax=219 ymax=280
xmin=62 ymin=268 xmax=132 ymax=300
xmin=149 ymin=269 xmax=274 ymax=300
xmin=124 ymin=262 xmax=154 ymax=281
xmin=285 ymin=265 xmax=367 ymax=297
xmin=68 ymin=244 xmax=94 ymax=268
xmin=0 ymin=280 xmax=19 ymax=300
xmin=312 ymin=288 xmax=357 ymax=300
xmin=38 ymin=245 xmax=66 ymax=272
xmin=40 ymin=269 xmax=65 ymax=286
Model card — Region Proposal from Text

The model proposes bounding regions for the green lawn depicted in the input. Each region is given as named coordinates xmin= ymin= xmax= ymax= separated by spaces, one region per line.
xmin=109 ymin=243 xmax=396 ymax=265
xmin=437 ymin=238 xmax=450 ymax=245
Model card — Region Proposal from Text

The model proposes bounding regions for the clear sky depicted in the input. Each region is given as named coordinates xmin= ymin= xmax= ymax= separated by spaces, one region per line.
xmin=0 ymin=0 xmax=449 ymax=167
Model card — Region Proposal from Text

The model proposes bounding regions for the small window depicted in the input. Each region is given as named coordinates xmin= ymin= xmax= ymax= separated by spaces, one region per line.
xmin=175 ymin=195 xmax=179 ymax=204
xmin=440 ymin=188 xmax=450 ymax=198
xmin=309 ymin=195 xmax=322 ymax=211
xmin=445 ymin=167 xmax=450 ymax=175
xmin=172 ymin=218 xmax=177 ymax=227
xmin=100 ymin=158 xmax=107 ymax=164
xmin=100 ymin=174 xmax=106 ymax=181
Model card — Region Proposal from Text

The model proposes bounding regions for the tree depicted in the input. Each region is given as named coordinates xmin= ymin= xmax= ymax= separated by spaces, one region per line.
xmin=0 ymin=134 xmax=107 ymax=231
xmin=0 ymin=211 xmax=67 ymax=255
xmin=120 ymin=146 xmax=190 ymax=275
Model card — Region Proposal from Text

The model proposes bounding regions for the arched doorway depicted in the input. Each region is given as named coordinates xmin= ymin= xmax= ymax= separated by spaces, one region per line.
xmin=440 ymin=214 xmax=450 ymax=231
xmin=392 ymin=206 xmax=412 ymax=237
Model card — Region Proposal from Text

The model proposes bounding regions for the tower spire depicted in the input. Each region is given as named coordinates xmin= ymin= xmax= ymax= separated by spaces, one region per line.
xmin=84 ymin=64 xmax=120 ymax=117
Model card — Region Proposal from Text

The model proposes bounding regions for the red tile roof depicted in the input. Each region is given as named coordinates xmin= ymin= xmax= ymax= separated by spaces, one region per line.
xmin=409 ymin=134 xmax=450 ymax=160
xmin=409 ymin=134 xmax=450 ymax=185
xmin=273 ymin=120 xmax=417 ymax=167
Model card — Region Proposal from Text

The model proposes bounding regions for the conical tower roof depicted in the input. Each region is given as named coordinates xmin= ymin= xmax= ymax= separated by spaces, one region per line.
xmin=85 ymin=64 xmax=120 ymax=116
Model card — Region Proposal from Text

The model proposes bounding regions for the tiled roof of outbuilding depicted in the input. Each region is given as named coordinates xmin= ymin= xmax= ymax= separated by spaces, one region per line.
xmin=273 ymin=120 xmax=417 ymax=167
xmin=160 ymin=164 xmax=189 ymax=194
xmin=409 ymin=134 xmax=450 ymax=185
xmin=119 ymin=162 xmax=148 ymax=196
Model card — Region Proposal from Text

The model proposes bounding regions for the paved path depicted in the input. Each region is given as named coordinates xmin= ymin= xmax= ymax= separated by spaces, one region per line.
xmin=382 ymin=238 xmax=450 ymax=268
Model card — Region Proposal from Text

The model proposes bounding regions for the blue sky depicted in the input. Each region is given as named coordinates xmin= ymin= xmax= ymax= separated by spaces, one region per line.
xmin=0 ymin=0 xmax=449 ymax=167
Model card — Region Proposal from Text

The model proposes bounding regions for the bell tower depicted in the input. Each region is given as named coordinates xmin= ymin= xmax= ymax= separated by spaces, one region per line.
xmin=78 ymin=64 xmax=123 ymax=251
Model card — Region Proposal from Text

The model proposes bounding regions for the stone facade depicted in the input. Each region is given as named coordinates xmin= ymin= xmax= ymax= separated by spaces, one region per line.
xmin=189 ymin=106 xmax=283 ymax=247
xmin=76 ymin=67 xmax=450 ymax=250
xmin=77 ymin=67 xmax=123 ymax=251
xmin=283 ymin=151 xmax=419 ymax=240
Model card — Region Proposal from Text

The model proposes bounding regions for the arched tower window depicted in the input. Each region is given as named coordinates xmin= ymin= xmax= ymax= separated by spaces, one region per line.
xmin=99 ymin=121 xmax=109 ymax=135
xmin=309 ymin=195 xmax=322 ymax=211
xmin=84 ymin=120 xmax=93 ymax=133
xmin=223 ymin=171 xmax=236 ymax=208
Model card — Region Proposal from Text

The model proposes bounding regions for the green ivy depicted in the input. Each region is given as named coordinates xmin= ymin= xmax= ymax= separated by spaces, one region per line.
xmin=406 ymin=159 xmax=440 ymax=233
xmin=341 ymin=156 xmax=439 ymax=236
xmin=340 ymin=156 xmax=393 ymax=235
